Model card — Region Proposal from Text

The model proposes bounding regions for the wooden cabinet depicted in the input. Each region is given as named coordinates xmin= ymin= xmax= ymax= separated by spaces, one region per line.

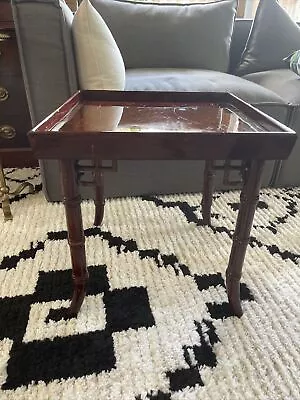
xmin=0 ymin=0 xmax=37 ymax=167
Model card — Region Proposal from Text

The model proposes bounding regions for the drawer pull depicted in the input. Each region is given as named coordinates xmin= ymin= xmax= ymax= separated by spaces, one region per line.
xmin=0 ymin=87 xmax=9 ymax=101
xmin=0 ymin=125 xmax=16 ymax=139
xmin=0 ymin=33 xmax=11 ymax=42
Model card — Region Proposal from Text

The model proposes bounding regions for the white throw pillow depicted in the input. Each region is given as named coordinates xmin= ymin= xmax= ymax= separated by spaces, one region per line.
xmin=72 ymin=0 xmax=125 ymax=91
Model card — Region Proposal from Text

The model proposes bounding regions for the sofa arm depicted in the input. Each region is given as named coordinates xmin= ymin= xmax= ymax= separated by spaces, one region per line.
xmin=12 ymin=0 xmax=78 ymax=125
xmin=242 ymin=69 xmax=300 ymax=106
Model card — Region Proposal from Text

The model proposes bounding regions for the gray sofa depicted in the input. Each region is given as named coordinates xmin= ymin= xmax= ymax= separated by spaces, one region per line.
xmin=11 ymin=0 xmax=300 ymax=201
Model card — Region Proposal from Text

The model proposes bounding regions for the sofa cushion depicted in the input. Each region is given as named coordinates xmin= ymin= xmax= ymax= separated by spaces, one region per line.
xmin=73 ymin=0 xmax=125 ymax=91
xmin=243 ymin=69 xmax=300 ymax=106
xmin=126 ymin=69 xmax=286 ymax=105
xmin=92 ymin=0 xmax=237 ymax=72
xmin=236 ymin=0 xmax=300 ymax=76
xmin=126 ymin=69 xmax=290 ymax=126
xmin=229 ymin=19 xmax=253 ymax=73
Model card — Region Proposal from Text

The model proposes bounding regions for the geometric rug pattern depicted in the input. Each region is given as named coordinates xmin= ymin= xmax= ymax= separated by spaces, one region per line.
xmin=1 ymin=168 xmax=300 ymax=399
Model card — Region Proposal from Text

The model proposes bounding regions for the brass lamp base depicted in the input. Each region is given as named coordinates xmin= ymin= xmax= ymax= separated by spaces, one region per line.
xmin=0 ymin=160 xmax=35 ymax=221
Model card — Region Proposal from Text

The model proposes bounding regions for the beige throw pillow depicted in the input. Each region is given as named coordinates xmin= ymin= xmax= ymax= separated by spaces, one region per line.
xmin=72 ymin=0 xmax=125 ymax=91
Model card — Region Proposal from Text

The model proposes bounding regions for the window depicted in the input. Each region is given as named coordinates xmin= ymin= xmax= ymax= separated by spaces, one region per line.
xmin=242 ymin=0 xmax=300 ymax=20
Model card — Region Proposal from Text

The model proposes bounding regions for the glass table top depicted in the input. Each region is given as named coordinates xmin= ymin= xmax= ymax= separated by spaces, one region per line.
xmin=51 ymin=103 xmax=272 ymax=134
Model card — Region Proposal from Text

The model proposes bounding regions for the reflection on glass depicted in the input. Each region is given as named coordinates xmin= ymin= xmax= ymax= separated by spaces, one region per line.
xmin=56 ymin=105 xmax=124 ymax=132
xmin=82 ymin=105 xmax=124 ymax=131
xmin=116 ymin=105 xmax=249 ymax=133
xmin=54 ymin=103 xmax=265 ymax=133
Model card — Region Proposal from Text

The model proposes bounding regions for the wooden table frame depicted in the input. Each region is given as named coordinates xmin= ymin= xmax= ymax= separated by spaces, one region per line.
xmin=28 ymin=90 xmax=296 ymax=318
xmin=60 ymin=157 xmax=264 ymax=318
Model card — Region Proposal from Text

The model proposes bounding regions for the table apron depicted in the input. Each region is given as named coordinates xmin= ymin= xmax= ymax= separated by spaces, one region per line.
xmin=28 ymin=133 xmax=296 ymax=161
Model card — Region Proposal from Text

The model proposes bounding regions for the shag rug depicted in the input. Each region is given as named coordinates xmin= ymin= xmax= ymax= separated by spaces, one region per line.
xmin=1 ymin=168 xmax=300 ymax=400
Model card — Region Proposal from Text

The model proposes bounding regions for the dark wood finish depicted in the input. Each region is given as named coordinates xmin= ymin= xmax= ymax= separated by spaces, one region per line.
xmin=60 ymin=160 xmax=88 ymax=317
xmin=29 ymin=131 xmax=296 ymax=161
xmin=0 ymin=148 xmax=38 ymax=167
xmin=33 ymin=91 xmax=80 ymax=132
xmin=226 ymin=160 xmax=264 ymax=317
xmin=29 ymin=91 xmax=296 ymax=161
xmin=0 ymin=34 xmax=23 ymax=75
xmin=202 ymin=160 xmax=215 ymax=226
xmin=0 ymin=0 xmax=13 ymax=28
xmin=0 ymin=0 xmax=36 ymax=166
xmin=93 ymin=159 xmax=105 ymax=226
xmin=29 ymin=90 xmax=297 ymax=317
xmin=33 ymin=90 xmax=295 ymax=134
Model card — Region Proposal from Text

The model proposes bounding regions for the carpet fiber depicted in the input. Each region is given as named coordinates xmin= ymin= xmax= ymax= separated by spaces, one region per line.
xmin=1 ymin=168 xmax=300 ymax=400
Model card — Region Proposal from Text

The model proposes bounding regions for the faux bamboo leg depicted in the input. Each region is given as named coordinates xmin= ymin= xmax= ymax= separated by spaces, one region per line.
xmin=226 ymin=160 xmax=264 ymax=317
xmin=0 ymin=159 xmax=13 ymax=221
xmin=94 ymin=160 xmax=105 ymax=226
xmin=202 ymin=160 xmax=215 ymax=225
xmin=60 ymin=160 xmax=88 ymax=316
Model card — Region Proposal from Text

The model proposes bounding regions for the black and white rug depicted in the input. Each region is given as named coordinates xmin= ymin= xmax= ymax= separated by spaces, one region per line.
xmin=1 ymin=168 xmax=300 ymax=400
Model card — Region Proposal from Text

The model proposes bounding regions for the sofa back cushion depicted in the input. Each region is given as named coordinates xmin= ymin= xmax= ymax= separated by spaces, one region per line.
xmin=92 ymin=0 xmax=237 ymax=72
xmin=236 ymin=0 xmax=300 ymax=76
xmin=229 ymin=19 xmax=253 ymax=73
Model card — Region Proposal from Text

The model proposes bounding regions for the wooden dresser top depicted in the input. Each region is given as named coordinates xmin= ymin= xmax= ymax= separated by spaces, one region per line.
xmin=0 ymin=0 xmax=14 ymax=30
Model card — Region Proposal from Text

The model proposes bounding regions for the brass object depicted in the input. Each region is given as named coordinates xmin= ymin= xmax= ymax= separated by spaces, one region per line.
xmin=0 ymin=32 xmax=11 ymax=42
xmin=0 ymin=125 xmax=16 ymax=139
xmin=0 ymin=87 xmax=9 ymax=101
xmin=0 ymin=159 xmax=12 ymax=220
xmin=0 ymin=159 xmax=35 ymax=221
xmin=9 ymin=181 xmax=35 ymax=196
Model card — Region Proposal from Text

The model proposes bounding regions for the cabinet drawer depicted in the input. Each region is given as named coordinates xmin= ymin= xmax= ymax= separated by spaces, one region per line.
xmin=0 ymin=2 xmax=13 ymax=23
xmin=0 ymin=32 xmax=22 ymax=76
xmin=0 ymin=113 xmax=31 ymax=148
xmin=0 ymin=75 xmax=29 ymax=114
xmin=0 ymin=4 xmax=34 ymax=164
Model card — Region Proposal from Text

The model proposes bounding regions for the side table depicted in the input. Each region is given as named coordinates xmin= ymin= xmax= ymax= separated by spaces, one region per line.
xmin=28 ymin=90 xmax=296 ymax=318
